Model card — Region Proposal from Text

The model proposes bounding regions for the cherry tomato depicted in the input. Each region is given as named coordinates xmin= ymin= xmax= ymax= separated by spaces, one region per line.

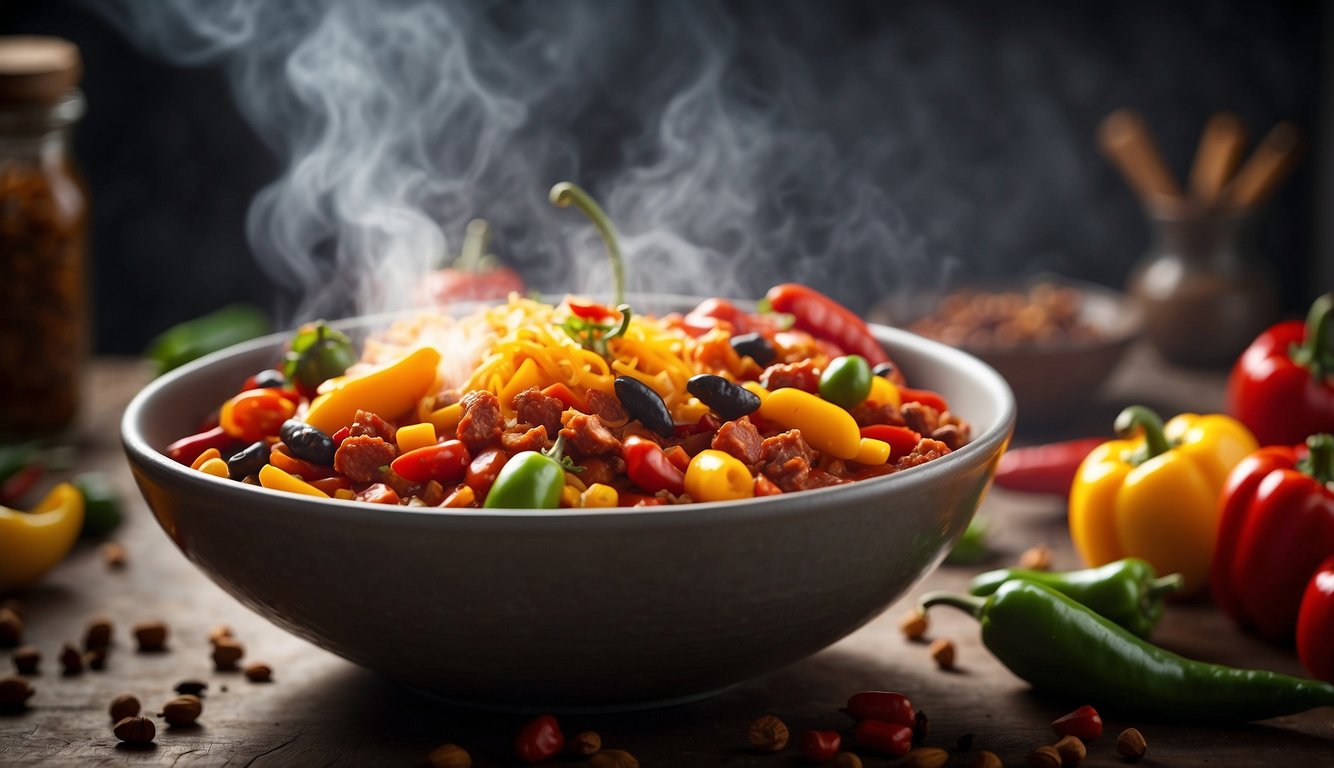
xmin=1052 ymin=704 xmax=1103 ymax=740
xmin=219 ymin=388 xmax=296 ymax=443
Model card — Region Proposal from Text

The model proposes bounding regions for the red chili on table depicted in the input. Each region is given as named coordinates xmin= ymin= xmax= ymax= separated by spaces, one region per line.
xmin=765 ymin=283 xmax=890 ymax=369
xmin=514 ymin=714 xmax=565 ymax=764
xmin=993 ymin=437 xmax=1104 ymax=496
xmin=842 ymin=690 xmax=915 ymax=727
xmin=853 ymin=719 xmax=913 ymax=757
xmin=1051 ymin=704 xmax=1103 ymax=740
xmin=799 ymin=730 xmax=842 ymax=762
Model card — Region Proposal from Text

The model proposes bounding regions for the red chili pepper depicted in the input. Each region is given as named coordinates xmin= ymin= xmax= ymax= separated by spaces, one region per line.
xmin=165 ymin=426 xmax=237 ymax=465
xmin=0 ymin=464 xmax=42 ymax=506
xmin=269 ymin=446 xmax=337 ymax=481
xmin=1297 ymin=555 xmax=1334 ymax=683
xmin=685 ymin=297 xmax=751 ymax=335
xmin=853 ymin=719 xmax=912 ymax=757
xmin=1227 ymin=293 xmax=1334 ymax=446
xmin=465 ymin=448 xmax=508 ymax=498
xmin=1051 ymin=704 xmax=1103 ymax=740
xmin=858 ymin=426 xmax=922 ymax=458
xmin=617 ymin=491 xmax=666 ymax=507
xmin=799 ymin=730 xmax=841 ymax=762
xmin=390 ymin=440 xmax=471 ymax=484
xmin=898 ymin=387 xmax=949 ymax=413
xmin=622 ymin=436 xmax=686 ymax=495
xmin=842 ymin=691 xmax=915 ymax=727
xmin=993 ymin=437 xmax=1104 ymax=496
xmin=514 ymin=714 xmax=565 ymax=764
xmin=567 ymin=298 xmax=616 ymax=321
xmin=330 ymin=426 xmax=352 ymax=446
xmin=765 ymin=283 xmax=888 ymax=367
xmin=428 ymin=266 xmax=526 ymax=303
xmin=1212 ymin=434 xmax=1334 ymax=641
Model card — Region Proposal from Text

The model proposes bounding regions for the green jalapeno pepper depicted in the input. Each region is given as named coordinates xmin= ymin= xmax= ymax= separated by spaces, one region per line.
xmin=921 ymin=580 xmax=1334 ymax=721
xmin=819 ymin=355 xmax=873 ymax=409
xmin=968 ymin=557 xmax=1182 ymax=638
xmin=146 ymin=304 xmax=269 ymax=375
xmin=482 ymin=435 xmax=575 ymax=510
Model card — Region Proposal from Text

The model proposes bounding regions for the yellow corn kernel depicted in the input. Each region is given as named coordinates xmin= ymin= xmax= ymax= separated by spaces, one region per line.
xmin=396 ymin=422 xmax=437 ymax=454
xmin=854 ymin=437 xmax=891 ymax=466
xmin=685 ymin=449 xmax=755 ymax=502
xmin=869 ymin=374 xmax=902 ymax=409
xmin=258 ymin=464 xmax=330 ymax=498
xmin=190 ymin=447 xmax=222 ymax=471
xmin=197 ymin=457 xmax=230 ymax=478
xmin=427 ymin=402 xmax=463 ymax=435
xmin=333 ymin=488 xmax=356 ymax=501
xmin=580 ymin=483 xmax=619 ymax=508
xmin=560 ymin=485 xmax=581 ymax=508
xmin=758 ymin=387 xmax=861 ymax=460
xmin=741 ymin=381 xmax=770 ymax=404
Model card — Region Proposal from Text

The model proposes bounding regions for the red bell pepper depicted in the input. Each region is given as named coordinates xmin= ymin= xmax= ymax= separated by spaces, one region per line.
xmin=1227 ymin=293 xmax=1334 ymax=446
xmin=765 ymin=283 xmax=894 ymax=372
xmin=1211 ymin=434 xmax=1334 ymax=641
xmin=1297 ymin=555 xmax=1334 ymax=682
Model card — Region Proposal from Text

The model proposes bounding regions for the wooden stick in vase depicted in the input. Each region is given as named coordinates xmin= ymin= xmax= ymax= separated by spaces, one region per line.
xmin=1223 ymin=121 xmax=1302 ymax=214
xmin=1188 ymin=112 xmax=1247 ymax=207
xmin=1097 ymin=108 xmax=1183 ymax=208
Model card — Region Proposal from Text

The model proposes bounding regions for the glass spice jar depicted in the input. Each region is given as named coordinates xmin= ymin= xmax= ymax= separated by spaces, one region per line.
xmin=0 ymin=37 xmax=87 ymax=437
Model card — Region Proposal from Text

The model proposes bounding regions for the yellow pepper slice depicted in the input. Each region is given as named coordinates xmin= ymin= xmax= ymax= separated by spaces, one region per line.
xmin=758 ymin=387 xmax=861 ymax=460
xmin=853 ymin=437 xmax=891 ymax=466
xmin=258 ymin=464 xmax=330 ymax=498
xmin=869 ymin=374 xmax=902 ymax=409
xmin=197 ymin=457 xmax=230 ymax=478
xmin=0 ymin=483 xmax=84 ymax=590
xmin=1068 ymin=406 xmax=1258 ymax=596
xmin=685 ymin=449 xmax=755 ymax=502
xmin=395 ymin=422 xmax=437 ymax=454
xmin=304 ymin=346 xmax=441 ymax=434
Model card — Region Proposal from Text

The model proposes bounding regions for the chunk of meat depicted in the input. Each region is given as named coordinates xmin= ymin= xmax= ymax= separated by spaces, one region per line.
xmin=334 ymin=435 xmax=396 ymax=483
xmin=577 ymin=456 xmax=623 ymax=487
xmin=711 ymin=416 xmax=763 ymax=465
xmin=457 ymin=390 xmax=503 ymax=450
xmin=760 ymin=360 xmax=819 ymax=393
xmin=850 ymin=400 xmax=905 ymax=428
xmin=894 ymin=438 xmax=951 ymax=471
xmin=350 ymin=410 xmax=397 ymax=442
xmin=512 ymin=387 xmax=564 ymax=434
xmin=559 ymin=413 xmax=621 ymax=456
xmin=584 ymin=388 xmax=628 ymax=425
xmin=759 ymin=429 xmax=816 ymax=468
xmin=900 ymin=401 xmax=941 ymax=437
xmin=502 ymin=425 xmax=549 ymax=453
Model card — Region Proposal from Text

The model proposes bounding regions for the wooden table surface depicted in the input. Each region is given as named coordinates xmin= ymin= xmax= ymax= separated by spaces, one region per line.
xmin=2 ymin=347 xmax=1332 ymax=767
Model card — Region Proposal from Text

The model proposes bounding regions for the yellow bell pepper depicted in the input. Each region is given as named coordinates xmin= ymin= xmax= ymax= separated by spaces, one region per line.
xmin=757 ymin=387 xmax=861 ymax=460
xmin=258 ymin=464 xmax=330 ymax=498
xmin=0 ymin=483 xmax=84 ymax=590
xmin=1069 ymin=405 xmax=1258 ymax=597
xmin=685 ymin=449 xmax=755 ymax=502
xmin=304 ymin=346 xmax=441 ymax=434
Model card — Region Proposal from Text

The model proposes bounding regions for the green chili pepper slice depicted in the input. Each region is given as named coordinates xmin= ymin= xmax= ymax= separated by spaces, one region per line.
xmin=819 ymin=355 xmax=873 ymax=409
xmin=146 ymin=304 xmax=270 ymax=375
xmin=968 ymin=557 xmax=1182 ymax=638
xmin=921 ymin=580 xmax=1334 ymax=721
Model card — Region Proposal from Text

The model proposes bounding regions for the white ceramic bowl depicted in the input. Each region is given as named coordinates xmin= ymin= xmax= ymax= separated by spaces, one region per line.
xmin=121 ymin=304 xmax=1014 ymax=710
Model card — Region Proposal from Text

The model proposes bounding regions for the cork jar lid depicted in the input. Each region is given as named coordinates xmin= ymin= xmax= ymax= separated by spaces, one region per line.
xmin=0 ymin=36 xmax=82 ymax=105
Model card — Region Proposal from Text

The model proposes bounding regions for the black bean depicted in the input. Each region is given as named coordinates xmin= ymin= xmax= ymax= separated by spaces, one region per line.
xmin=252 ymin=369 xmax=287 ymax=389
xmin=729 ymin=333 xmax=776 ymax=367
xmin=686 ymin=374 xmax=761 ymax=421
xmin=279 ymin=419 xmax=337 ymax=465
xmin=872 ymin=361 xmax=897 ymax=380
xmin=226 ymin=441 xmax=270 ymax=481
xmin=613 ymin=377 xmax=674 ymax=437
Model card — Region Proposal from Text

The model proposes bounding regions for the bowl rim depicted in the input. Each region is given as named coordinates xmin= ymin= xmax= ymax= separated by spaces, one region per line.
xmin=121 ymin=308 xmax=1015 ymax=526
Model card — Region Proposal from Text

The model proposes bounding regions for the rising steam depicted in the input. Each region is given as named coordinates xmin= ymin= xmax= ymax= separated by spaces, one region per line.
xmin=87 ymin=0 xmax=938 ymax=324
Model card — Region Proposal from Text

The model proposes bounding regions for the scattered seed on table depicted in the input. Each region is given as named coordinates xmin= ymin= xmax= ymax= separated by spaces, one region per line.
xmin=1053 ymin=734 xmax=1086 ymax=765
xmin=59 ymin=643 xmax=83 ymax=676
xmin=747 ymin=715 xmax=789 ymax=752
xmin=1028 ymin=744 xmax=1062 ymax=768
xmin=84 ymin=616 xmax=114 ymax=650
xmin=903 ymin=746 xmax=949 ymax=768
xmin=971 ymin=751 xmax=1003 ymax=768
xmin=913 ymin=710 xmax=930 ymax=743
xmin=12 ymin=645 xmax=39 ymax=675
xmin=132 ymin=621 xmax=168 ymax=652
xmin=567 ymin=730 xmax=600 ymax=756
xmin=0 ymin=676 xmax=34 ymax=709
xmin=174 ymin=680 xmax=207 ymax=696
xmin=243 ymin=662 xmax=272 ymax=683
xmin=0 ymin=608 xmax=23 ymax=646
xmin=1019 ymin=543 xmax=1053 ymax=571
xmin=108 ymin=693 xmax=140 ymax=721
xmin=212 ymin=637 xmax=244 ymax=671
xmin=426 ymin=743 xmax=470 ymax=768
xmin=899 ymin=608 xmax=929 ymax=641
xmin=589 ymin=749 xmax=639 ymax=768
xmin=930 ymin=637 xmax=957 ymax=670
xmin=84 ymin=648 xmax=107 ymax=671
xmin=103 ymin=541 xmax=128 ymax=569
xmin=1116 ymin=728 xmax=1147 ymax=761
xmin=832 ymin=753 xmax=863 ymax=768
xmin=208 ymin=624 xmax=234 ymax=646
xmin=113 ymin=715 xmax=155 ymax=745
xmin=162 ymin=694 xmax=202 ymax=726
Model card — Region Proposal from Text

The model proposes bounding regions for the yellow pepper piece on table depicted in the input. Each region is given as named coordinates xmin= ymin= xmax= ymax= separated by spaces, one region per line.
xmin=1069 ymin=405 xmax=1258 ymax=597
xmin=0 ymin=483 xmax=84 ymax=590
xmin=304 ymin=346 xmax=441 ymax=435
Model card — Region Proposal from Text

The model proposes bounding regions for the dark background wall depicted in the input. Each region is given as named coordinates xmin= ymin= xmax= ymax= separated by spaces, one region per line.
xmin=2 ymin=0 xmax=1323 ymax=354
